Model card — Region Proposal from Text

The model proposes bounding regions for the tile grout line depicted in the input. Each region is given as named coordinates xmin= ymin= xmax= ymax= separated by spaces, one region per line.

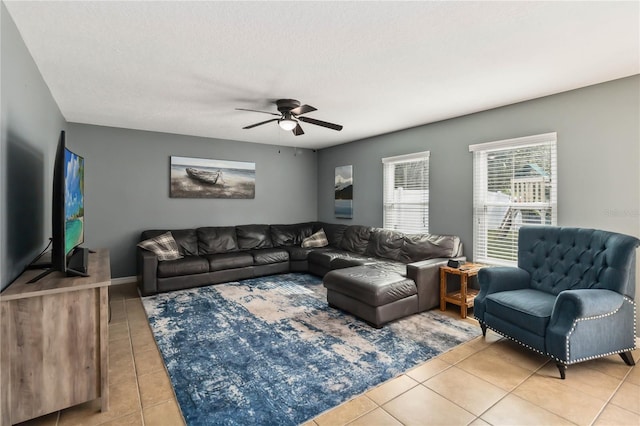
xmin=588 ymin=367 xmax=635 ymax=426
xmin=126 ymin=296 xmax=148 ymax=425
xmin=125 ymin=295 xmax=147 ymax=426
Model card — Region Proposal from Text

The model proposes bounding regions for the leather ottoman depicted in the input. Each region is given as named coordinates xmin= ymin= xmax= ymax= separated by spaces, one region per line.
xmin=323 ymin=265 xmax=419 ymax=328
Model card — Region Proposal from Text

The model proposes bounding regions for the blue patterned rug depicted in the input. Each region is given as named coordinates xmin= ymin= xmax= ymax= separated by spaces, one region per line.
xmin=142 ymin=273 xmax=480 ymax=425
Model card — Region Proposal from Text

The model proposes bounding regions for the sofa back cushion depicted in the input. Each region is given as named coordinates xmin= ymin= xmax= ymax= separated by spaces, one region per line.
xmin=318 ymin=223 xmax=348 ymax=248
xmin=270 ymin=223 xmax=314 ymax=247
xmin=197 ymin=227 xmax=238 ymax=254
xmin=141 ymin=229 xmax=198 ymax=256
xmin=400 ymin=233 xmax=461 ymax=263
xmin=340 ymin=225 xmax=372 ymax=254
xmin=365 ymin=228 xmax=404 ymax=260
xmin=236 ymin=224 xmax=273 ymax=250
xmin=518 ymin=226 xmax=640 ymax=297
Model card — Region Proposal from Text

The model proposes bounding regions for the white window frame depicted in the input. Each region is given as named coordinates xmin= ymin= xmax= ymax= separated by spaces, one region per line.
xmin=382 ymin=151 xmax=430 ymax=234
xmin=469 ymin=133 xmax=557 ymax=265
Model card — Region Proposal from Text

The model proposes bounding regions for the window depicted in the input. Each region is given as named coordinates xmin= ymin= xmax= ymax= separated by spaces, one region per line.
xmin=469 ymin=133 xmax=557 ymax=265
xmin=382 ymin=151 xmax=430 ymax=233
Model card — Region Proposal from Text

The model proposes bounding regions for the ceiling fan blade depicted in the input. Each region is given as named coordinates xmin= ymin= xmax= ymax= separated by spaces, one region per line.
xmin=242 ymin=118 xmax=279 ymax=129
xmin=236 ymin=108 xmax=280 ymax=116
xmin=298 ymin=116 xmax=343 ymax=131
xmin=290 ymin=104 xmax=317 ymax=116
xmin=292 ymin=123 xmax=305 ymax=136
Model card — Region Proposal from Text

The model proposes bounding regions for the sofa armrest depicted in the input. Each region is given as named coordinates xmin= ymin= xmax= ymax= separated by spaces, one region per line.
xmin=406 ymin=256 xmax=466 ymax=312
xmin=137 ymin=248 xmax=159 ymax=296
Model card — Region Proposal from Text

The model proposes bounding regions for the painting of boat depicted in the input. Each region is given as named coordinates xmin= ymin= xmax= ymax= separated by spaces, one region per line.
xmin=186 ymin=167 xmax=221 ymax=185
xmin=170 ymin=156 xmax=255 ymax=199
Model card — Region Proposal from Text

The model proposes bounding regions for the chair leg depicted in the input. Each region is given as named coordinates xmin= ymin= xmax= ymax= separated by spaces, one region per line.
xmin=619 ymin=351 xmax=636 ymax=366
xmin=556 ymin=362 xmax=566 ymax=380
xmin=480 ymin=323 xmax=487 ymax=337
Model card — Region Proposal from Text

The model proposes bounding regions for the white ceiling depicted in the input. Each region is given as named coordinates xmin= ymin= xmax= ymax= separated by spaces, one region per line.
xmin=5 ymin=1 xmax=639 ymax=150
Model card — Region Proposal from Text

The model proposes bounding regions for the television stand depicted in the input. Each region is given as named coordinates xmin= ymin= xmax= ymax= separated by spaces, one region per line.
xmin=67 ymin=247 xmax=90 ymax=277
xmin=27 ymin=247 xmax=91 ymax=283
xmin=1 ymin=249 xmax=111 ymax=424
xmin=26 ymin=250 xmax=52 ymax=269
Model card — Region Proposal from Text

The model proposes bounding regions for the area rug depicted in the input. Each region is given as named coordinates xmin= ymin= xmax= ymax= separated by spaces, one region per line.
xmin=142 ymin=273 xmax=480 ymax=425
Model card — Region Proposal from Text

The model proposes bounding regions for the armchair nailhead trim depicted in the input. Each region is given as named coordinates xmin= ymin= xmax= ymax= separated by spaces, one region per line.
xmin=564 ymin=297 xmax=637 ymax=364
xmin=475 ymin=317 xmax=549 ymax=358
xmin=475 ymin=298 xmax=638 ymax=367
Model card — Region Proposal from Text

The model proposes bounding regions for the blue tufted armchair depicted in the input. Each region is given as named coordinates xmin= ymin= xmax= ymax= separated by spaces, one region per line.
xmin=475 ymin=226 xmax=639 ymax=379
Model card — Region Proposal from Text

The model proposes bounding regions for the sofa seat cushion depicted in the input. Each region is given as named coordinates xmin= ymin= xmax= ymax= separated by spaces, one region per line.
xmin=330 ymin=253 xmax=377 ymax=270
xmin=485 ymin=289 xmax=556 ymax=337
xmin=324 ymin=265 xmax=416 ymax=307
xmin=251 ymin=248 xmax=289 ymax=265
xmin=205 ymin=252 xmax=253 ymax=272
xmin=370 ymin=260 xmax=407 ymax=276
xmin=308 ymin=250 xmax=349 ymax=269
xmin=157 ymin=256 xmax=209 ymax=278
xmin=285 ymin=246 xmax=329 ymax=261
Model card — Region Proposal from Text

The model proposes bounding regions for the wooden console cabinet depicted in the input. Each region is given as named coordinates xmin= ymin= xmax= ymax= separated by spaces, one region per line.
xmin=1 ymin=249 xmax=111 ymax=425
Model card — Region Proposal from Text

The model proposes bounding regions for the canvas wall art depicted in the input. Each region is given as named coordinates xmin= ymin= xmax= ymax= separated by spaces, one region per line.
xmin=335 ymin=165 xmax=353 ymax=218
xmin=170 ymin=156 xmax=255 ymax=199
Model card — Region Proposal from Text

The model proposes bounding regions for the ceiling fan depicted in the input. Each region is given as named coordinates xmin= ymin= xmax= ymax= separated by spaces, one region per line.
xmin=236 ymin=99 xmax=343 ymax=136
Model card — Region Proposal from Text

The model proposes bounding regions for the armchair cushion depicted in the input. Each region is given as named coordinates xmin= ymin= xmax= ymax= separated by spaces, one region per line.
xmin=485 ymin=289 xmax=556 ymax=337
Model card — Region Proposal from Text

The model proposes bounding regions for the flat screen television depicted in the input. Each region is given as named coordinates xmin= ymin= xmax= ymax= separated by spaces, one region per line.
xmin=29 ymin=131 xmax=89 ymax=282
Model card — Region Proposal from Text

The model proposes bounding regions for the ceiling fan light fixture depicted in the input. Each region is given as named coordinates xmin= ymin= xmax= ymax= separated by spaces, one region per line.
xmin=278 ymin=117 xmax=298 ymax=131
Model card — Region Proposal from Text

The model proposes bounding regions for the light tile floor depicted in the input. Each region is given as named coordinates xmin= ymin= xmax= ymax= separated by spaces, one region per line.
xmin=18 ymin=282 xmax=640 ymax=426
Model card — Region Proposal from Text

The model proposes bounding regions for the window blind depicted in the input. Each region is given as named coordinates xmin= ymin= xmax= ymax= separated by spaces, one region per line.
xmin=382 ymin=151 xmax=430 ymax=234
xmin=470 ymin=133 xmax=557 ymax=265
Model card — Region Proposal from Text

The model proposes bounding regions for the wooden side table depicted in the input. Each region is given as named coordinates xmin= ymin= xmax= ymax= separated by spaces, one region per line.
xmin=440 ymin=263 xmax=484 ymax=319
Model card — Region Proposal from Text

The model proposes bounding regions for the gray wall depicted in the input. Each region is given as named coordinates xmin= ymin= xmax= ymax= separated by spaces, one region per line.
xmin=318 ymin=75 xmax=640 ymax=333
xmin=66 ymin=123 xmax=318 ymax=278
xmin=1 ymin=3 xmax=67 ymax=291
xmin=318 ymin=75 xmax=640 ymax=254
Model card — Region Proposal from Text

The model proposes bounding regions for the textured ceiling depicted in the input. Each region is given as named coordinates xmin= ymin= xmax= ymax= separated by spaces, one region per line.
xmin=4 ymin=1 xmax=639 ymax=149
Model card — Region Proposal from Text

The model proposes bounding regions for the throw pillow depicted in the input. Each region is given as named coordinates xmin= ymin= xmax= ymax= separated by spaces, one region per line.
xmin=137 ymin=231 xmax=182 ymax=261
xmin=301 ymin=229 xmax=329 ymax=248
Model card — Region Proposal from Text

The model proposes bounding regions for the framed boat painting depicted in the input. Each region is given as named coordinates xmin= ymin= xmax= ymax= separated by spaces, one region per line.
xmin=335 ymin=165 xmax=353 ymax=218
xmin=170 ymin=156 xmax=256 ymax=199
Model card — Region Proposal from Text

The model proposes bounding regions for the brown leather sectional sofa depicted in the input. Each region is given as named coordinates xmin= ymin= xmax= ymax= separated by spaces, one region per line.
xmin=137 ymin=222 xmax=464 ymax=326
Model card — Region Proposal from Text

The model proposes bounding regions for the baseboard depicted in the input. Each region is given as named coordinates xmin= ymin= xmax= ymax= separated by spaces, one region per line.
xmin=111 ymin=275 xmax=137 ymax=285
